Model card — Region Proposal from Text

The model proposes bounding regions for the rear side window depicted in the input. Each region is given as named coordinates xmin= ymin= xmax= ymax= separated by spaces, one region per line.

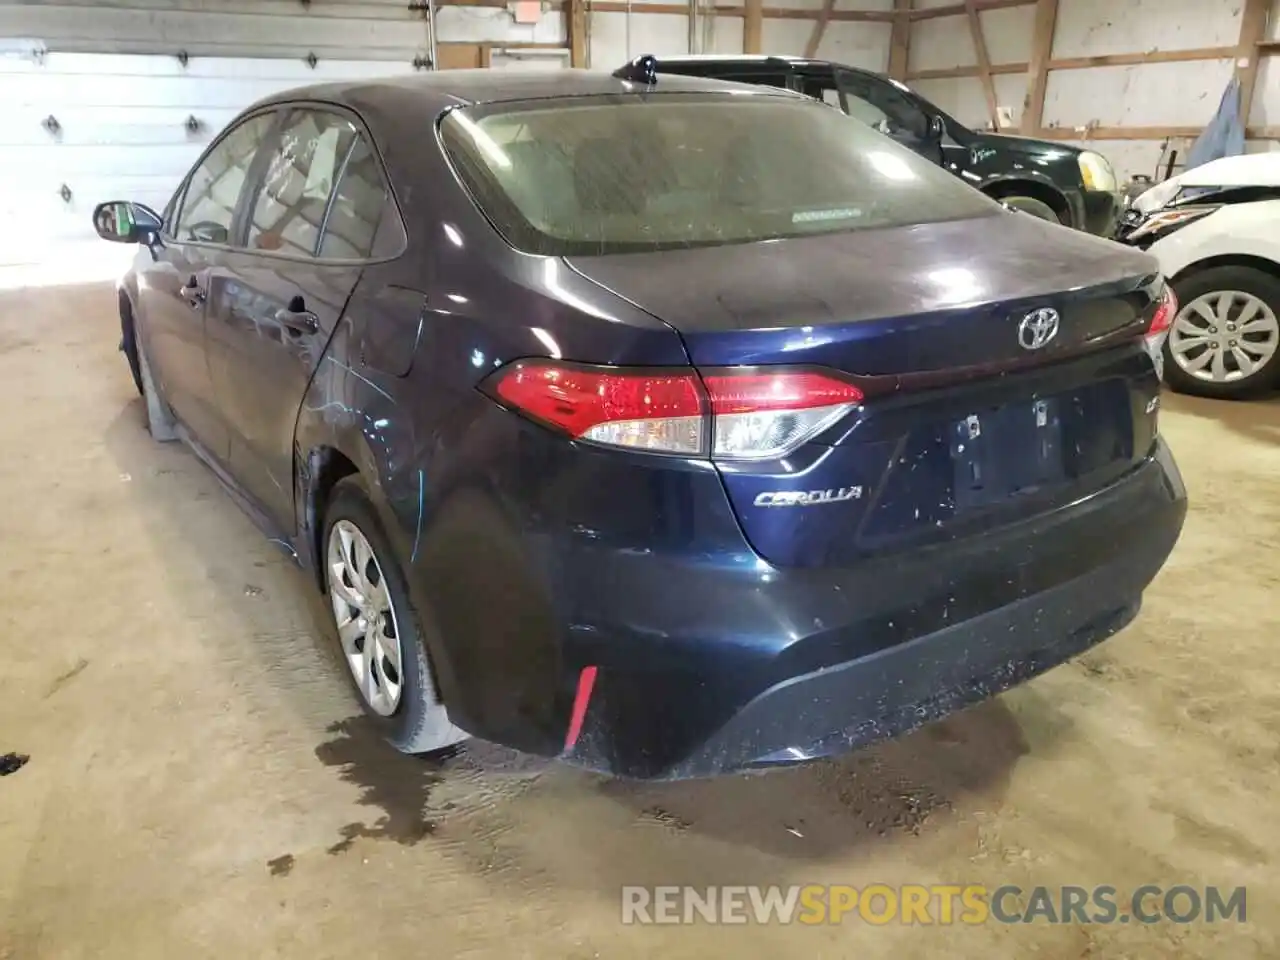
xmin=247 ymin=109 xmax=358 ymax=257
xmin=175 ymin=113 xmax=275 ymax=244
xmin=319 ymin=135 xmax=388 ymax=260
xmin=440 ymin=94 xmax=997 ymax=256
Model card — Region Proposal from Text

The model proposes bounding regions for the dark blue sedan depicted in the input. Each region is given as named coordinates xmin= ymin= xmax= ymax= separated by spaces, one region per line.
xmin=94 ymin=69 xmax=1186 ymax=779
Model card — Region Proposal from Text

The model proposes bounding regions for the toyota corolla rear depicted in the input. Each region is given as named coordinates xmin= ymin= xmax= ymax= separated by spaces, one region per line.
xmin=432 ymin=87 xmax=1187 ymax=779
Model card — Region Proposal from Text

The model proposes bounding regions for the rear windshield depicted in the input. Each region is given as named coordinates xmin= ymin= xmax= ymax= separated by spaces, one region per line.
xmin=439 ymin=94 xmax=999 ymax=255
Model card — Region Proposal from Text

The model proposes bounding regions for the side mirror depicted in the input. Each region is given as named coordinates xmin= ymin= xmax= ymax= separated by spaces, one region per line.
xmin=92 ymin=201 xmax=161 ymax=244
xmin=929 ymin=115 xmax=946 ymax=140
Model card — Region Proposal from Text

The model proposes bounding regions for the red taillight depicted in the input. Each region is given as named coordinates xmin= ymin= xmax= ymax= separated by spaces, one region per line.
xmin=1147 ymin=284 xmax=1177 ymax=339
xmin=491 ymin=361 xmax=706 ymax=454
xmin=701 ymin=371 xmax=864 ymax=414
xmin=702 ymin=369 xmax=864 ymax=459
xmin=486 ymin=360 xmax=863 ymax=460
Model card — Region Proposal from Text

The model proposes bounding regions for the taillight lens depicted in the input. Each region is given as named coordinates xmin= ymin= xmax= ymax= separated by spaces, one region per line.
xmin=702 ymin=370 xmax=863 ymax=459
xmin=486 ymin=360 xmax=862 ymax=460
xmin=490 ymin=361 xmax=706 ymax=455
xmin=1147 ymin=284 xmax=1177 ymax=340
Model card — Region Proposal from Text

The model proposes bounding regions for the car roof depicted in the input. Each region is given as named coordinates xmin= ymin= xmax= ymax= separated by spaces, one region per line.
xmin=242 ymin=66 xmax=806 ymax=236
xmin=250 ymin=67 xmax=774 ymax=115
xmin=650 ymin=54 xmax=868 ymax=75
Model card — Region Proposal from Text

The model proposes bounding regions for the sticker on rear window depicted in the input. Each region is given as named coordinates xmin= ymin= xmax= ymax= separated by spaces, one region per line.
xmin=792 ymin=208 xmax=863 ymax=223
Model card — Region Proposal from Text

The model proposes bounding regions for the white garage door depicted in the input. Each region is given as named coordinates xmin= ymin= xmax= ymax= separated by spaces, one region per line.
xmin=0 ymin=52 xmax=416 ymax=287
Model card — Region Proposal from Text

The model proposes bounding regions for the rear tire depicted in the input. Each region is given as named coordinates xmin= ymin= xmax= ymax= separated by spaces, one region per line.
xmin=322 ymin=475 xmax=468 ymax=754
xmin=134 ymin=322 xmax=178 ymax=442
xmin=1163 ymin=266 xmax=1280 ymax=400
xmin=1001 ymin=195 xmax=1063 ymax=224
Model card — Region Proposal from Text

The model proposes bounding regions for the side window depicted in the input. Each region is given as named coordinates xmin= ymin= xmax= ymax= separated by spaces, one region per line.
xmin=318 ymin=135 xmax=390 ymax=260
xmin=162 ymin=183 xmax=184 ymax=234
xmin=724 ymin=71 xmax=793 ymax=91
xmin=175 ymin=113 xmax=275 ymax=244
xmin=796 ymin=72 xmax=845 ymax=110
xmin=838 ymin=71 xmax=928 ymax=143
xmin=247 ymin=109 xmax=359 ymax=257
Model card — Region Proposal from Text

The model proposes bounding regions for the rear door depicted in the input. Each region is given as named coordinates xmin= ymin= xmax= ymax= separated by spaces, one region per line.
xmin=137 ymin=111 xmax=278 ymax=459
xmin=206 ymin=106 xmax=399 ymax=533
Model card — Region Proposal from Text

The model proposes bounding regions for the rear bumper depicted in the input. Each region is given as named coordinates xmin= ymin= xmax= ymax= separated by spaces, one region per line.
xmin=560 ymin=439 xmax=1185 ymax=779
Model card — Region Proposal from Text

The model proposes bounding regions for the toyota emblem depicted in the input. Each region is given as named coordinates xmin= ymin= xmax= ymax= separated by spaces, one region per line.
xmin=1018 ymin=308 xmax=1060 ymax=351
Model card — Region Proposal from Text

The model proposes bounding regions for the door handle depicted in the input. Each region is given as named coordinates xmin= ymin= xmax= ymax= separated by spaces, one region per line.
xmin=180 ymin=275 xmax=205 ymax=308
xmin=275 ymin=306 xmax=319 ymax=335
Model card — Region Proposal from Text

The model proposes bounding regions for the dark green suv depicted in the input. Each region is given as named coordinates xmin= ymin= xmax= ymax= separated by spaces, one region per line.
xmin=634 ymin=55 xmax=1122 ymax=236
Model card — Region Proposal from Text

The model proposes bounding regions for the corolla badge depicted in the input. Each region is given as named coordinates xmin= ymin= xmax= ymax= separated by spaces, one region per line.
xmin=1017 ymin=308 xmax=1060 ymax=351
xmin=754 ymin=487 xmax=863 ymax=508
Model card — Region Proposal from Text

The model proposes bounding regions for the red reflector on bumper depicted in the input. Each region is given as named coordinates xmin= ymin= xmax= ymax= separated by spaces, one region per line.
xmin=563 ymin=666 xmax=598 ymax=752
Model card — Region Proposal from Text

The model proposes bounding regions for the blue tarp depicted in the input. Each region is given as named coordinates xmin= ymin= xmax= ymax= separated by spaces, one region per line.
xmin=1185 ymin=77 xmax=1247 ymax=171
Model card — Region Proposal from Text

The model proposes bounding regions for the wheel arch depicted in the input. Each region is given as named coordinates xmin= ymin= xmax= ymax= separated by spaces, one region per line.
xmin=980 ymin=177 xmax=1072 ymax=225
xmin=301 ymin=444 xmax=361 ymax=588
xmin=1170 ymin=253 xmax=1280 ymax=285
xmin=296 ymin=430 xmax=481 ymax=738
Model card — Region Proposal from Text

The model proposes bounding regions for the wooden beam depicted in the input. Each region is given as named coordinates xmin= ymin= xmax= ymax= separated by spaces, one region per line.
xmin=764 ymin=5 xmax=893 ymax=20
xmin=1050 ymin=46 xmax=1235 ymax=70
xmin=587 ymin=2 xmax=682 ymax=13
xmin=485 ymin=41 xmax=568 ymax=49
xmin=887 ymin=0 xmax=911 ymax=81
xmin=567 ymin=0 xmax=587 ymax=67
xmin=1235 ymin=0 xmax=1271 ymax=124
xmin=804 ymin=0 xmax=838 ymax=58
xmin=965 ymin=0 xmax=999 ymax=129
xmin=909 ymin=62 xmax=1025 ymax=80
xmin=1035 ymin=125 xmax=1280 ymax=141
xmin=1021 ymin=0 xmax=1058 ymax=134
xmin=911 ymin=0 xmax=1034 ymax=21
xmin=743 ymin=0 xmax=763 ymax=53
xmin=580 ymin=2 xmax=894 ymax=19
xmin=907 ymin=45 xmax=1240 ymax=81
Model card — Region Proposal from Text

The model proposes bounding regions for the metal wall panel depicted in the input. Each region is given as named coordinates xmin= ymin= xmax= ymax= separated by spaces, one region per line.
xmin=0 ymin=0 xmax=566 ymax=282
xmin=0 ymin=53 xmax=415 ymax=282
xmin=0 ymin=0 xmax=434 ymax=60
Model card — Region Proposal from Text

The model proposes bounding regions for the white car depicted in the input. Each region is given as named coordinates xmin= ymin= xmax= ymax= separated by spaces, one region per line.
xmin=1118 ymin=154 xmax=1280 ymax=399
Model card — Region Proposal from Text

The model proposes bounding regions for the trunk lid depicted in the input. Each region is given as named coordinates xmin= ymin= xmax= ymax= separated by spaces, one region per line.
xmin=567 ymin=213 xmax=1164 ymax=569
xmin=565 ymin=212 xmax=1157 ymax=372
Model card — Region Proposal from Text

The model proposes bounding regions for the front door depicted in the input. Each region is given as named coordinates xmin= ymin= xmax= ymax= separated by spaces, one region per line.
xmin=207 ymin=107 xmax=389 ymax=533
xmin=836 ymin=69 xmax=943 ymax=165
xmin=136 ymin=112 xmax=278 ymax=460
xmin=136 ymin=241 xmax=220 ymax=453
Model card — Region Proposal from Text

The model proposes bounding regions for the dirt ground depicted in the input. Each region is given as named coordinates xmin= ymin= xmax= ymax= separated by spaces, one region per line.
xmin=1 ymin=283 xmax=1277 ymax=959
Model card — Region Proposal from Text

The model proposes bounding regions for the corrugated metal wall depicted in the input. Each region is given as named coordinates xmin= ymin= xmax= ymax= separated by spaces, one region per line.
xmin=1 ymin=0 xmax=437 ymax=60
xmin=0 ymin=0 xmax=566 ymax=59
xmin=0 ymin=0 xmax=566 ymax=283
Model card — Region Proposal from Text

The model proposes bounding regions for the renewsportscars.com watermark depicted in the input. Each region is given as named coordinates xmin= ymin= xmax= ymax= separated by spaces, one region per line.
xmin=621 ymin=884 xmax=1247 ymax=926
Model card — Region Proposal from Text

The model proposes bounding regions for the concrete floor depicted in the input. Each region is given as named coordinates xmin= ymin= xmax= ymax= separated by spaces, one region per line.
xmin=1 ymin=283 xmax=1278 ymax=959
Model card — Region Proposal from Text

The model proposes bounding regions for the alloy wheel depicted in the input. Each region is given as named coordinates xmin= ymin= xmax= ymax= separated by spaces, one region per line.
xmin=326 ymin=519 xmax=404 ymax=716
xmin=1168 ymin=290 xmax=1280 ymax=384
